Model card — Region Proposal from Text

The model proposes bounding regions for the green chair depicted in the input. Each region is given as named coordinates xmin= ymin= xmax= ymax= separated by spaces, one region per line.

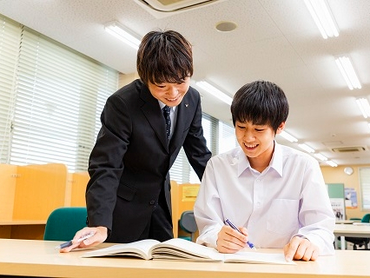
xmin=44 ymin=207 xmax=87 ymax=241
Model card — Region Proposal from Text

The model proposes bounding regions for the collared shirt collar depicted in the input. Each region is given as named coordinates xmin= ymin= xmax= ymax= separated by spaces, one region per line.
xmin=269 ymin=141 xmax=283 ymax=177
xmin=158 ymin=101 xmax=177 ymax=112
xmin=236 ymin=140 xmax=283 ymax=177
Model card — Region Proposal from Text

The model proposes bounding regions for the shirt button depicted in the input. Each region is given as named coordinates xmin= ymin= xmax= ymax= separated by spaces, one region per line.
xmin=149 ymin=200 xmax=155 ymax=205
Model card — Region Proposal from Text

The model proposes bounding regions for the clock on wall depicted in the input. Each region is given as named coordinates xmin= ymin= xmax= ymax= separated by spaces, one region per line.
xmin=344 ymin=167 xmax=354 ymax=176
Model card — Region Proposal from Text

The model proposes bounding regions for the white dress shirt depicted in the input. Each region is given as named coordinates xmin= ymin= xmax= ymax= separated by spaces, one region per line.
xmin=194 ymin=142 xmax=335 ymax=255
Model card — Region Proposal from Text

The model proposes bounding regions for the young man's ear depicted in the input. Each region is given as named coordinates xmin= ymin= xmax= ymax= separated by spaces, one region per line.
xmin=276 ymin=122 xmax=285 ymax=135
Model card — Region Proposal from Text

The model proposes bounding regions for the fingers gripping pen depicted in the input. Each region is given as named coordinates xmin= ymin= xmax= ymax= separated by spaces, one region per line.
xmin=225 ymin=219 xmax=256 ymax=250
xmin=58 ymin=232 xmax=95 ymax=249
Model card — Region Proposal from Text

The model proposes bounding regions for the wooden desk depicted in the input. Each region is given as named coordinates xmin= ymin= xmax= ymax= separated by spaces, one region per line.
xmin=0 ymin=220 xmax=46 ymax=240
xmin=334 ymin=223 xmax=370 ymax=250
xmin=0 ymin=239 xmax=369 ymax=278
xmin=335 ymin=220 xmax=355 ymax=225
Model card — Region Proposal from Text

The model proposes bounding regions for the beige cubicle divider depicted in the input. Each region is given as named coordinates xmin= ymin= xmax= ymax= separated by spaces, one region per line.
xmin=171 ymin=181 xmax=200 ymax=238
xmin=0 ymin=164 xmax=18 ymax=221
xmin=12 ymin=163 xmax=68 ymax=220
xmin=0 ymin=163 xmax=69 ymax=239
xmin=170 ymin=180 xmax=179 ymax=237
xmin=69 ymin=172 xmax=89 ymax=207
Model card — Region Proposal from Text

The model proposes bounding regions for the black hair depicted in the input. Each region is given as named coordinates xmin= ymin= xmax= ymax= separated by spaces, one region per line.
xmin=137 ymin=30 xmax=193 ymax=85
xmin=230 ymin=80 xmax=289 ymax=132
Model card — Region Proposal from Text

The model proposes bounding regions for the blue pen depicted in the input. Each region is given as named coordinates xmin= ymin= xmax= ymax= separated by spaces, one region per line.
xmin=58 ymin=232 xmax=95 ymax=249
xmin=225 ymin=218 xmax=256 ymax=250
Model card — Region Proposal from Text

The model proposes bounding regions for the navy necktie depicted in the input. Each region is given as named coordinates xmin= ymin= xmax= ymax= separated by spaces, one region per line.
xmin=162 ymin=106 xmax=171 ymax=139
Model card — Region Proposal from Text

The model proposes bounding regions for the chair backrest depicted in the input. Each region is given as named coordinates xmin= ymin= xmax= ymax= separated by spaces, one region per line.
xmin=43 ymin=207 xmax=87 ymax=241
xmin=179 ymin=210 xmax=198 ymax=241
xmin=362 ymin=213 xmax=370 ymax=223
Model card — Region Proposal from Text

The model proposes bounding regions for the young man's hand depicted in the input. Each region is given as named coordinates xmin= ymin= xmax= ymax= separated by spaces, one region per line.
xmin=216 ymin=225 xmax=248 ymax=253
xmin=59 ymin=226 xmax=108 ymax=253
xmin=284 ymin=236 xmax=319 ymax=261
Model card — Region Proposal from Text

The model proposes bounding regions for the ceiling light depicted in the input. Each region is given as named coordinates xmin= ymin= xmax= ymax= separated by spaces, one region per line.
xmin=335 ymin=56 xmax=362 ymax=90
xmin=304 ymin=0 xmax=338 ymax=39
xmin=326 ymin=160 xmax=338 ymax=167
xmin=104 ymin=22 xmax=141 ymax=50
xmin=314 ymin=153 xmax=328 ymax=161
xmin=279 ymin=131 xmax=298 ymax=142
xmin=196 ymin=81 xmax=232 ymax=105
xmin=356 ymin=98 xmax=370 ymax=118
xmin=298 ymin=143 xmax=315 ymax=153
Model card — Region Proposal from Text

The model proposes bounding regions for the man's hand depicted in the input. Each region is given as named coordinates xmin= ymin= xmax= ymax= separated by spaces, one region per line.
xmin=216 ymin=225 xmax=248 ymax=253
xmin=59 ymin=226 xmax=108 ymax=253
xmin=284 ymin=236 xmax=319 ymax=261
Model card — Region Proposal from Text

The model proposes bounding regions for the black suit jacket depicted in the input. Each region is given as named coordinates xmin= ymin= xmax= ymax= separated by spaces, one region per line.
xmin=86 ymin=79 xmax=211 ymax=242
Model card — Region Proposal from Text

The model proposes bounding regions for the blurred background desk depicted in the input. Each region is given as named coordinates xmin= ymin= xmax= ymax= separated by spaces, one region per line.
xmin=334 ymin=223 xmax=370 ymax=250
xmin=0 ymin=220 xmax=46 ymax=239
xmin=0 ymin=238 xmax=369 ymax=278
xmin=335 ymin=220 xmax=355 ymax=225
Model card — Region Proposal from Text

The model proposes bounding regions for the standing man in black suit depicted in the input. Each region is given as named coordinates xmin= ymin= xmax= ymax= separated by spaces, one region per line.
xmin=61 ymin=30 xmax=211 ymax=252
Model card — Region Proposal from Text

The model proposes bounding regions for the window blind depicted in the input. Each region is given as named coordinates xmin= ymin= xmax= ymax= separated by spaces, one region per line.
xmin=10 ymin=27 xmax=118 ymax=171
xmin=188 ymin=113 xmax=217 ymax=183
xmin=0 ymin=16 xmax=21 ymax=163
xmin=170 ymin=148 xmax=190 ymax=184
xmin=359 ymin=167 xmax=370 ymax=210
xmin=170 ymin=113 xmax=219 ymax=184
xmin=0 ymin=13 xmax=235 ymax=181
xmin=218 ymin=120 xmax=237 ymax=153
xmin=0 ymin=16 xmax=118 ymax=172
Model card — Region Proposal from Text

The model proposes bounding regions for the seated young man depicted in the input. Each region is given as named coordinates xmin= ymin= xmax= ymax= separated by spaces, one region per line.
xmin=194 ymin=80 xmax=335 ymax=261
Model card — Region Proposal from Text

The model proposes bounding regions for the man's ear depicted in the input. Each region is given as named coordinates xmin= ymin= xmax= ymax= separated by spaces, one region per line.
xmin=276 ymin=122 xmax=286 ymax=135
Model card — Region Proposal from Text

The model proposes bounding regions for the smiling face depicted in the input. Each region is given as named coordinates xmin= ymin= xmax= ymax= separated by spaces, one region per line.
xmin=235 ymin=120 xmax=285 ymax=171
xmin=230 ymin=80 xmax=289 ymax=171
xmin=147 ymin=77 xmax=190 ymax=107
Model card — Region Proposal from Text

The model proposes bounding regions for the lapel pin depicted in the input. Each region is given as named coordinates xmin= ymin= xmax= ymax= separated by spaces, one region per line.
xmin=185 ymin=103 xmax=189 ymax=107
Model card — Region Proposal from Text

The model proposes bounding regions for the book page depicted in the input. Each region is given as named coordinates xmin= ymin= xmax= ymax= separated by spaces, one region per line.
xmin=151 ymin=238 xmax=224 ymax=261
xmin=224 ymin=251 xmax=296 ymax=265
xmin=82 ymin=239 xmax=160 ymax=260
xmin=83 ymin=238 xmax=295 ymax=265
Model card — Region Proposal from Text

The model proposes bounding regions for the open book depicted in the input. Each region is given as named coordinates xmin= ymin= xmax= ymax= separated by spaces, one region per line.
xmin=82 ymin=238 xmax=295 ymax=265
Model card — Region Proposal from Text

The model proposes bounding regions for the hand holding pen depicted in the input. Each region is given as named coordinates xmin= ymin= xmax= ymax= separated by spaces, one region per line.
xmin=221 ymin=219 xmax=256 ymax=252
xmin=59 ymin=226 xmax=108 ymax=253
xmin=58 ymin=231 xmax=95 ymax=249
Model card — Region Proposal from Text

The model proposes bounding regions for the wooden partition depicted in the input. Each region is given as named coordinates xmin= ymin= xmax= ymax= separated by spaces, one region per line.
xmin=0 ymin=163 xmax=69 ymax=239
xmin=0 ymin=164 xmax=17 ymax=221
xmin=66 ymin=172 xmax=89 ymax=207
xmin=171 ymin=181 xmax=200 ymax=238
xmin=1 ymin=165 xmax=201 ymax=240
xmin=13 ymin=163 xmax=68 ymax=220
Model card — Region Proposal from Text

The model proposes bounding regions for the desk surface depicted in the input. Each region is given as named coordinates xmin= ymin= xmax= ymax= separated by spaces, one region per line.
xmin=334 ymin=223 xmax=370 ymax=237
xmin=0 ymin=239 xmax=370 ymax=278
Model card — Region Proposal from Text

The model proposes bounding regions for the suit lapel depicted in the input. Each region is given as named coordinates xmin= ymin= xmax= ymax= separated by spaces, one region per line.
xmin=139 ymin=85 xmax=169 ymax=151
